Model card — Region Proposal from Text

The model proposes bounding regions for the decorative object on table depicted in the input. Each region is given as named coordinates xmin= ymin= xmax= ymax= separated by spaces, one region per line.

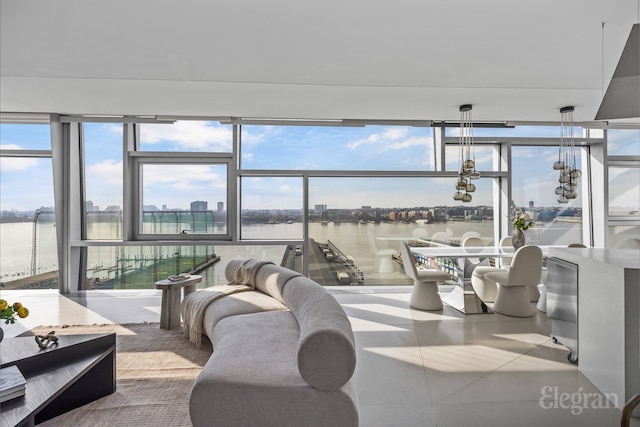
xmin=553 ymin=106 xmax=581 ymax=204
xmin=453 ymin=104 xmax=480 ymax=203
xmin=0 ymin=365 xmax=27 ymax=403
xmin=1 ymin=298 xmax=30 ymax=338
xmin=512 ymin=229 xmax=526 ymax=251
xmin=511 ymin=210 xmax=534 ymax=250
xmin=35 ymin=330 xmax=59 ymax=348
xmin=167 ymin=273 xmax=191 ymax=282
xmin=1 ymin=299 xmax=30 ymax=324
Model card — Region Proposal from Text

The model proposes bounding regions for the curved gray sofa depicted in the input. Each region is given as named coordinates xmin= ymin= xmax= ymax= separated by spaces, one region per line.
xmin=183 ymin=259 xmax=359 ymax=427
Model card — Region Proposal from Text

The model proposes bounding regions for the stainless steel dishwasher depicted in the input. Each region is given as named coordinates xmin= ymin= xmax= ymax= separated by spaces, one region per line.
xmin=545 ymin=257 xmax=579 ymax=363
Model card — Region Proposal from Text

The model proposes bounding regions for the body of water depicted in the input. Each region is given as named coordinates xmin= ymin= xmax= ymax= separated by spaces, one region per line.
xmin=1 ymin=219 xmax=582 ymax=286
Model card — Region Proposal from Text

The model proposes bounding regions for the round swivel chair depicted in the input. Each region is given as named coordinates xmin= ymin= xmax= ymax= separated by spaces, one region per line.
xmin=367 ymin=231 xmax=398 ymax=273
xmin=469 ymin=236 xmax=511 ymax=303
xmin=400 ymin=242 xmax=451 ymax=311
xmin=485 ymin=245 xmax=543 ymax=318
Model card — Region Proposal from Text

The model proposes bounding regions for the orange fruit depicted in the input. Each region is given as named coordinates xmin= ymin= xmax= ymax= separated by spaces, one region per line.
xmin=0 ymin=299 xmax=7 ymax=310
xmin=17 ymin=307 xmax=29 ymax=318
xmin=12 ymin=302 xmax=23 ymax=310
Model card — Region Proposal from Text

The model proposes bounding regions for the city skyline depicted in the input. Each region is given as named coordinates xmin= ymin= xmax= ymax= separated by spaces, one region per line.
xmin=1 ymin=201 xmax=583 ymax=222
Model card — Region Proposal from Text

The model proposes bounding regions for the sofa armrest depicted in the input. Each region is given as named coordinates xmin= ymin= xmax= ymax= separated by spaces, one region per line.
xmin=283 ymin=276 xmax=356 ymax=391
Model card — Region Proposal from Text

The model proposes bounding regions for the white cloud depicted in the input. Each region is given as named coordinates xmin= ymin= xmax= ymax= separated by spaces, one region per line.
xmin=240 ymin=126 xmax=274 ymax=146
xmin=388 ymin=136 xmax=429 ymax=150
xmin=106 ymin=124 xmax=123 ymax=135
xmin=87 ymin=159 xmax=123 ymax=184
xmin=347 ymin=127 xmax=405 ymax=149
xmin=143 ymin=164 xmax=224 ymax=187
xmin=347 ymin=128 xmax=429 ymax=151
xmin=140 ymin=121 xmax=232 ymax=151
xmin=0 ymin=150 xmax=39 ymax=171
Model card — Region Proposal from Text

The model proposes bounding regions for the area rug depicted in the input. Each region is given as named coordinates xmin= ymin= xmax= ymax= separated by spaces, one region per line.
xmin=19 ymin=323 xmax=212 ymax=427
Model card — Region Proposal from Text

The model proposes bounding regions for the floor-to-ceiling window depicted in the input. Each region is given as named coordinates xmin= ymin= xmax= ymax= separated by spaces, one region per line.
xmin=606 ymin=128 xmax=640 ymax=248
xmin=3 ymin=116 xmax=636 ymax=291
xmin=0 ymin=122 xmax=58 ymax=289
xmin=511 ymin=145 xmax=585 ymax=245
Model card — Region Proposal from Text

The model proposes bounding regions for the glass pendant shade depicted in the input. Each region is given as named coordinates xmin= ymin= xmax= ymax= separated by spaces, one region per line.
xmin=570 ymin=169 xmax=582 ymax=179
xmin=456 ymin=180 xmax=467 ymax=190
xmin=463 ymin=159 xmax=475 ymax=169
xmin=565 ymin=182 xmax=577 ymax=191
xmin=469 ymin=171 xmax=481 ymax=180
xmin=559 ymin=173 xmax=570 ymax=183
xmin=555 ymin=186 xmax=565 ymax=195
xmin=453 ymin=192 xmax=464 ymax=201
xmin=565 ymin=190 xmax=577 ymax=199
xmin=553 ymin=161 xmax=565 ymax=170
xmin=558 ymin=195 xmax=569 ymax=203
xmin=462 ymin=193 xmax=472 ymax=202
xmin=465 ymin=183 xmax=476 ymax=192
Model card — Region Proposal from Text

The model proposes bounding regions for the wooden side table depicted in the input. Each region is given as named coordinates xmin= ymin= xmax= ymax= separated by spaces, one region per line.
xmin=155 ymin=275 xmax=202 ymax=330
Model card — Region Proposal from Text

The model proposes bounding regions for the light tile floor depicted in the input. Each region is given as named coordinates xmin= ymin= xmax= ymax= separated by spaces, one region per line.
xmin=1 ymin=286 xmax=633 ymax=426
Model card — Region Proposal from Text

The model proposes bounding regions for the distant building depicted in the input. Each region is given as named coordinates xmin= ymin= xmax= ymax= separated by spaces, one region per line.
xmin=85 ymin=200 xmax=99 ymax=212
xmin=217 ymin=201 xmax=224 ymax=212
xmin=529 ymin=201 xmax=535 ymax=208
xmin=105 ymin=205 xmax=122 ymax=212
xmin=314 ymin=204 xmax=327 ymax=214
xmin=191 ymin=201 xmax=208 ymax=211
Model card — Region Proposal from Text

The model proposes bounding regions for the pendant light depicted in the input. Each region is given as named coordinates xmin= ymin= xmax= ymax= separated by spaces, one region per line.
xmin=453 ymin=104 xmax=480 ymax=203
xmin=554 ymin=106 xmax=581 ymax=204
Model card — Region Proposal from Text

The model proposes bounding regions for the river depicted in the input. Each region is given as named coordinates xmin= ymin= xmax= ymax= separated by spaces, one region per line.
xmin=1 ymin=219 xmax=581 ymax=286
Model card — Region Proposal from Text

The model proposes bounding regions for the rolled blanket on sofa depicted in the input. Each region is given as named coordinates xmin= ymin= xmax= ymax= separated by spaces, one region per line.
xmin=182 ymin=259 xmax=273 ymax=346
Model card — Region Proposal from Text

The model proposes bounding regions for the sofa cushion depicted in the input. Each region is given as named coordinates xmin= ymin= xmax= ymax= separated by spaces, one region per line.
xmin=202 ymin=291 xmax=287 ymax=342
xmin=283 ymin=276 xmax=356 ymax=391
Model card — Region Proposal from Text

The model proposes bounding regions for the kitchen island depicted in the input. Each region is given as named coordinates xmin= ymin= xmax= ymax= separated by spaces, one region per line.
xmin=548 ymin=247 xmax=640 ymax=414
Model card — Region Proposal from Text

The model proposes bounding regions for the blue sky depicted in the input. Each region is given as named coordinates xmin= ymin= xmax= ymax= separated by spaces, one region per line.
xmin=1 ymin=122 xmax=637 ymax=212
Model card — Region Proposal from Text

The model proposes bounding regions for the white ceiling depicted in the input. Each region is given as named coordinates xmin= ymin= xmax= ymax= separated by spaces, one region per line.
xmin=1 ymin=0 xmax=639 ymax=123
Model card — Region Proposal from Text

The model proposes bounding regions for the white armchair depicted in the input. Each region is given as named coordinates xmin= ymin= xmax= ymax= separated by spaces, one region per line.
xmin=400 ymin=242 xmax=451 ymax=311
xmin=616 ymin=238 xmax=640 ymax=249
xmin=485 ymin=245 xmax=543 ymax=317
xmin=498 ymin=236 xmax=513 ymax=268
xmin=469 ymin=236 xmax=506 ymax=303
xmin=367 ymin=231 xmax=398 ymax=273
xmin=461 ymin=236 xmax=489 ymax=280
